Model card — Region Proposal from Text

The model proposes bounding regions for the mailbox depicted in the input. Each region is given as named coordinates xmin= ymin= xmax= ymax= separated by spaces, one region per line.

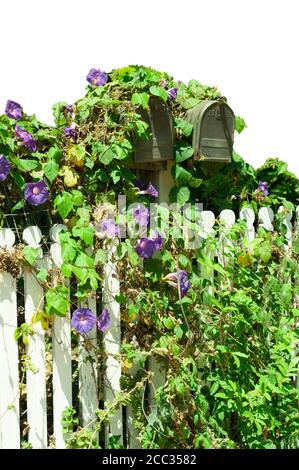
xmin=184 ymin=100 xmax=235 ymax=163
xmin=134 ymin=98 xmax=173 ymax=164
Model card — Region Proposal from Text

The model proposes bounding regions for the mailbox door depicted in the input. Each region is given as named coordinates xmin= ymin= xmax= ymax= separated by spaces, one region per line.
xmin=134 ymin=98 xmax=173 ymax=163
xmin=185 ymin=100 xmax=235 ymax=163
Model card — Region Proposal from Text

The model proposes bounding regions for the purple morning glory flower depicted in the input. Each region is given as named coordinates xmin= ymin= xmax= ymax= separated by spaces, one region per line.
xmin=71 ymin=308 xmax=96 ymax=334
xmin=86 ymin=68 xmax=108 ymax=86
xmin=135 ymin=237 xmax=157 ymax=259
xmin=15 ymin=125 xmax=37 ymax=152
xmin=133 ymin=204 xmax=150 ymax=227
xmin=167 ymin=87 xmax=178 ymax=101
xmin=151 ymin=230 xmax=163 ymax=251
xmin=164 ymin=270 xmax=190 ymax=297
xmin=146 ymin=183 xmax=158 ymax=198
xmin=258 ymin=181 xmax=269 ymax=196
xmin=97 ymin=308 xmax=111 ymax=333
xmin=5 ymin=100 xmax=22 ymax=120
xmin=135 ymin=180 xmax=147 ymax=191
xmin=64 ymin=123 xmax=77 ymax=139
xmin=135 ymin=180 xmax=158 ymax=198
xmin=0 ymin=155 xmax=10 ymax=181
xmin=96 ymin=218 xmax=120 ymax=239
xmin=65 ymin=104 xmax=75 ymax=114
xmin=24 ymin=180 xmax=49 ymax=206
xmin=159 ymin=79 xmax=168 ymax=88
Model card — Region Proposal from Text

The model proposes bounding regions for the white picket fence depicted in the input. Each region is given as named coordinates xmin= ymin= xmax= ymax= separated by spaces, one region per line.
xmin=0 ymin=205 xmax=297 ymax=449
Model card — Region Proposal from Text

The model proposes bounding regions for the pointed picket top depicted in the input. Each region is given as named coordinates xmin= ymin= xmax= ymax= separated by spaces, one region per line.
xmin=23 ymin=226 xmax=42 ymax=247
xmin=258 ymin=207 xmax=274 ymax=231
xmin=199 ymin=211 xmax=216 ymax=239
xmin=240 ymin=207 xmax=255 ymax=242
xmin=23 ymin=226 xmax=43 ymax=259
xmin=219 ymin=209 xmax=236 ymax=232
xmin=49 ymin=224 xmax=67 ymax=268
xmin=278 ymin=206 xmax=293 ymax=246
xmin=49 ymin=224 xmax=67 ymax=243
xmin=0 ymin=228 xmax=15 ymax=249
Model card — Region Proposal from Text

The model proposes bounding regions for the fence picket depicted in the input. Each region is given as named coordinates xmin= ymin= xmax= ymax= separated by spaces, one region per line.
xmin=199 ymin=211 xmax=216 ymax=282
xmin=126 ymin=363 xmax=141 ymax=449
xmin=78 ymin=293 xmax=98 ymax=432
xmin=240 ymin=207 xmax=255 ymax=242
xmin=50 ymin=225 xmax=72 ymax=449
xmin=258 ymin=206 xmax=274 ymax=231
xmin=23 ymin=226 xmax=47 ymax=449
xmin=278 ymin=205 xmax=293 ymax=247
xmin=1 ymin=205 xmax=299 ymax=449
xmin=0 ymin=228 xmax=20 ymax=449
xmin=218 ymin=209 xmax=235 ymax=267
xmin=103 ymin=241 xmax=123 ymax=445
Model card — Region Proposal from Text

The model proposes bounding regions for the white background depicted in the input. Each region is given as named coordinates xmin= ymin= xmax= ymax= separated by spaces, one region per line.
xmin=0 ymin=0 xmax=298 ymax=174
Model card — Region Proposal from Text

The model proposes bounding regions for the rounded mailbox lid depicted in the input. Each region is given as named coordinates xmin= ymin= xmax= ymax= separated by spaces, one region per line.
xmin=185 ymin=100 xmax=235 ymax=163
xmin=134 ymin=98 xmax=173 ymax=163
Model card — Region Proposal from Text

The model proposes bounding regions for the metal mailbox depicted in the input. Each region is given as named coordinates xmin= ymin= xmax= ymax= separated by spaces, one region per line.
xmin=184 ymin=100 xmax=235 ymax=163
xmin=134 ymin=98 xmax=173 ymax=164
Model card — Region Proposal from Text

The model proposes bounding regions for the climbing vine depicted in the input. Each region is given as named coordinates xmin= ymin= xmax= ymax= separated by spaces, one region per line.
xmin=0 ymin=65 xmax=299 ymax=449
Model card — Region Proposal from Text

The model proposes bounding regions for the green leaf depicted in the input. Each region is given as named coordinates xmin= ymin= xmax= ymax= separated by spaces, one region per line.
xmin=46 ymin=286 xmax=69 ymax=317
xmin=60 ymin=232 xmax=77 ymax=262
xmin=11 ymin=169 xmax=25 ymax=189
xmin=131 ymin=92 xmax=150 ymax=109
xmin=52 ymin=101 xmax=68 ymax=128
xmin=177 ymin=187 xmax=190 ymax=205
xmin=60 ymin=263 xmax=73 ymax=277
xmin=174 ymin=142 xmax=194 ymax=163
xmin=180 ymin=97 xmax=201 ymax=110
xmin=48 ymin=146 xmax=62 ymax=162
xmin=116 ymin=243 xmax=127 ymax=260
xmin=13 ymin=158 xmax=39 ymax=172
xmin=171 ymin=343 xmax=181 ymax=357
xmin=36 ymin=268 xmax=48 ymax=283
xmin=149 ymin=86 xmax=168 ymax=102
xmin=54 ymin=192 xmax=73 ymax=219
xmin=174 ymin=118 xmax=193 ymax=137
xmin=114 ymin=294 xmax=127 ymax=305
xmin=179 ymin=254 xmax=189 ymax=268
xmin=174 ymin=325 xmax=183 ymax=340
xmin=210 ymin=382 xmax=220 ymax=395
xmin=110 ymin=169 xmax=121 ymax=184
xmin=71 ymin=190 xmax=84 ymax=207
xmin=259 ymin=241 xmax=272 ymax=263
xmin=72 ymin=226 xmax=94 ymax=246
xmin=235 ymin=116 xmax=247 ymax=133
xmin=96 ymin=145 xmax=116 ymax=165
xmin=293 ymin=236 xmax=299 ymax=254
xmin=6 ymin=137 xmax=15 ymax=151
xmin=163 ymin=317 xmax=174 ymax=330
xmin=75 ymin=252 xmax=94 ymax=269
xmin=22 ymin=246 xmax=39 ymax=265
xmin=173 ymin=164 xmax=193 ymax=185
xmin=44 ymin=160 xmax=59 ymax=182
xmin=11 ymin=200 xmax=25 ymax=212
xmin=233 ymin=351 xmax=249 ymax=358
xmin=214 ymin=392 xmax=228 ymax=399
xmin=71 ymin=266 xmax=88 ymax=283
xmin=95 ymin=249 xmax=108 ymax=265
